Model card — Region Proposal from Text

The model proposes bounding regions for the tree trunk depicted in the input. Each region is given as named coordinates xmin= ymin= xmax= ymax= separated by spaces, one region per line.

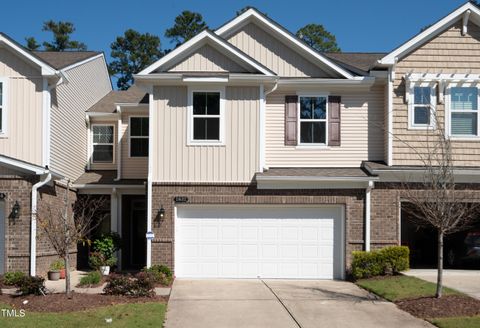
xmin=436 ymin=230 xmax=444 ymax=298
xmin=65 ymin=253 xmax=72 ymax=299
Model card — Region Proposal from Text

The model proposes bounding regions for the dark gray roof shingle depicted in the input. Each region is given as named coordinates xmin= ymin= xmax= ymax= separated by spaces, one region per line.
xmin=74 ymin=170 xmax=145 ymax=185
xmin=257 ymin=167 xmax=371 ymax=178
xmin=33 ymin=51 xmax=102 ymax=69
xmin=87 ymin=86 xmax=148 ymax=113
xmin=323 ymin=52 xmax=386 ymax=75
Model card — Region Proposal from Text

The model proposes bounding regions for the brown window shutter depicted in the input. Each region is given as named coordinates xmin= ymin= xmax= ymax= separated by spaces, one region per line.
xmin=328 ymin=96 xmax=341 ymax=146
xmin=285 ymin=95 xmax=298 ymax=146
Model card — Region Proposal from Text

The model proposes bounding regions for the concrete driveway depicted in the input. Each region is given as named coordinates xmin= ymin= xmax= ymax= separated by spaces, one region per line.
xmin=405 ymin=269 xmax=480 ymax=299
xmin=165 ymin=279 xmax=433 ymax=328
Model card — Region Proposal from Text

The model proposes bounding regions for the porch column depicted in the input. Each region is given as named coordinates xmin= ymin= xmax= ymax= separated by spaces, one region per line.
xmin=365 ymin=181 xmax=374 ymax=251
xmin=110 ymin=188 xmax=118 ymax=233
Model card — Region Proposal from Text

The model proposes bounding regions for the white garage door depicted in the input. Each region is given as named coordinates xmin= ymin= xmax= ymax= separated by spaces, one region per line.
xmin=175 ymin=206 xmax=344 ymax=279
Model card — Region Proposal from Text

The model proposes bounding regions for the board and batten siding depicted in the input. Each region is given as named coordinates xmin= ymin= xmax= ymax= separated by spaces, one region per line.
xmin=226 ymin=22 xmax=332 ymax=77
xmin=50 ymin=55 xmax=112 ymax=180
xmin=167 ymin=44 xmax=248 ymax=73
xmin=0 ymin=47 xmax=43 ymax=166
xmin=121 ymin=109 xmax=148 ymax=179
xmin=265 ymin=84 xmax=385 ymax=167
xmin=152 ymin=85 xmax=260 ymax=182
xmin=393 ymin=21 xmax=480 ymax=166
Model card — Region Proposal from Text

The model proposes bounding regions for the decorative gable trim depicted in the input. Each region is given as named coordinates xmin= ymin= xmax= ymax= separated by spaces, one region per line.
xmin=138 ymin=30 xmax=276 ymax=76
xmin=379 ymin=2 xmax=480 ymax=65
xmin=215 ymin=8 xmax=354 ymax=79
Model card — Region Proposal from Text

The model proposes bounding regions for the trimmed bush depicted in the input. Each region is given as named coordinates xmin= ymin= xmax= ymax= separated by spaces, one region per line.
xmin=351 ymin=246 xmax=409 ymax=280
xmin=103 ymin=272 xmax=155 ymax=297
xmin=17 ymin=276 xmax=46 ymax=295
xmin=142 ymin=265 xmax=173 ymax=286
xmin=3 ymin=271 xmax=26 ymax=286
xmin=78 ymin=271 xmax=102 ymax=287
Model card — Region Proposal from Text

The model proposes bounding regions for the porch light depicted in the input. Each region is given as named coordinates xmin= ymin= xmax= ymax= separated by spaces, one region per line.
xmin=11 ymin=201 xmax=20 ymax=219
xmin=158 ymin=205 xmax=165 ymax=220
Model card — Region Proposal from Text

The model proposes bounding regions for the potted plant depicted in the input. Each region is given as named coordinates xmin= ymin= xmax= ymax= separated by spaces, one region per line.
xmin=89 ymin=251 xmax=116 ymax=275
xmin=48 ymin=260 xmax=63 ymax=281
xmin=89 ymin=234 xmax=119 ymax=276
xmin=51 ymin=259 xmax=66 ymax=279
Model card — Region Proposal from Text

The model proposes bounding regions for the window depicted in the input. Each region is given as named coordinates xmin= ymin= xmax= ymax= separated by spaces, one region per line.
xmin=92 ymin=125 xmax=114 ymax=163
xmin=191 ymin=92 xmax=221 ymax=142
xmin=410 ymin=86 xmax=434 ymax=128
xmin=130 ymin=117 xmax=149 ymax=157
xmin=450 ymin=87 xmax=478 ymax=136
xmin=299 ymin=96 xmax=327 ymax=144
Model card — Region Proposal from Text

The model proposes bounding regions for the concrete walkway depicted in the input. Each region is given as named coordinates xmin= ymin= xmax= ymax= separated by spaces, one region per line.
xmin=165 ymin=279 xmax=433 ymax=328
xmin=405 ymin=269 xmax=480 ymax=299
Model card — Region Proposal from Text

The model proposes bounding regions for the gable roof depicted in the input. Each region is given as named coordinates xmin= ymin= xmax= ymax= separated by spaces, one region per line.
xmin=88 ymin=85 xmax=148 ymax=113
xmin=33 ymin=51 xmax=102 ymax=70
xmin=138 ymin=30 xmax=276 ymax=76
xmin=215 ymin=8 xmax=354 ymax=79
xmin=379 ymin=2 xmax=480 ymax=65
xmin=323 ymin=52 xmax=387 ymax=75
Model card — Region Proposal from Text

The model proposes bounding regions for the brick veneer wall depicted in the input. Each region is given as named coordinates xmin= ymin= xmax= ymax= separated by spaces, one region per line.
xmin=1 ymin=175 xmax=77 ymax=276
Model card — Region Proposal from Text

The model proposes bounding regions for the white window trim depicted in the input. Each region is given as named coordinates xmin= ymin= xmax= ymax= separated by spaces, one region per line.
xmin=128 ymin=115 xmax=149 ymax=158
xmin=91 ymin=124 xmax=116 ymax=164
xmin=408 ymin=83 xmax=436 ymax=130
xmin=187 ymin=86 xmax=225 ymax=146
xmin=445 ymin=83 xmax=480 ymax=140
xmin=297 ymin=94 xmax=329 ymax=146
xmin=0 ymin=77 xmax=8 ymax=138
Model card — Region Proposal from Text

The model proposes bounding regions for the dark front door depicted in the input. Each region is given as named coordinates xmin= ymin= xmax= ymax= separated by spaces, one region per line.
xmin=122 ymin=195 xmax=147 ymax=270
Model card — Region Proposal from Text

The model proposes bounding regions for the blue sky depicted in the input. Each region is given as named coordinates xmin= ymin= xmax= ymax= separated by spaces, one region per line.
xmin=1 ymin=0 xmax=467 ymax=56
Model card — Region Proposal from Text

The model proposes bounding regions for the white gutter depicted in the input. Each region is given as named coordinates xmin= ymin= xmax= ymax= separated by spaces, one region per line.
xmin=114 ymin=105 xmax=122 ymax=181
xmin=146 ymin=92 xmax=154 ymax=268
xmin=72 ymin=184 xmax=145 ymax=189
xmin=256 ymin=175 xmax=379 ymax=182
xmin=365 ymin=180 xmax=374 ymax=252
xmin=30 ymin=172 xmax=52 ymax=276
xmin=277 ymin=77 xmax=375 ymax=87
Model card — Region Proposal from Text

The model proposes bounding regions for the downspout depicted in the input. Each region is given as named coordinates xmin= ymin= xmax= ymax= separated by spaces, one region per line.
xmin=365 ymin=180 xmax=374 ymax=252
xmin=86 ymin=114 xmax=91 ymax=170
xmin=146 ymin=92 xmax=154 ymax=268
xmin=387 ymin=61 xmax=396 ymax=166
xmin=260 ymin=80 xmax=278 ymax=172
xmin=114 ymin=105 xmax=122 ymax=181
xmin=30 ymin=172 xmax=52 ymax=276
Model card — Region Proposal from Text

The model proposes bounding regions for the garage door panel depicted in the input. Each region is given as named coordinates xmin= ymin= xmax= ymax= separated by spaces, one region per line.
xmin=175 ymin=206 xmax=343 ymax=279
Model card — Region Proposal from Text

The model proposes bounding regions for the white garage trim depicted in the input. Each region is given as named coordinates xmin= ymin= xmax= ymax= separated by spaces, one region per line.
xmin=174 ymin=205 xmax=345 ymax=280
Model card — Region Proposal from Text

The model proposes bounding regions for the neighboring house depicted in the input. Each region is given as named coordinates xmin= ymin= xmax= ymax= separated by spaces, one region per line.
xmin=0 ymin=33 xmax=111 ymax=275
xmin=4 ymin=2 xmax=480 ymax=280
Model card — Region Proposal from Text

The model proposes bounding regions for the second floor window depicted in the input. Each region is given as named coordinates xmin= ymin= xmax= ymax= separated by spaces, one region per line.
xmin=450 ymin=87 xmax=478 ymax=136
xmin=192 ymin=92 xmax=220 ymax=141
xmin=299 ymin=96 xmax=327 ymax=144
xmin=130 ymin=117 xmax=149 ymax=157
xmin=411 ymin=86 xmax=433 ymax=128
xmin=92 ymin=125 xmax=114 ymax=163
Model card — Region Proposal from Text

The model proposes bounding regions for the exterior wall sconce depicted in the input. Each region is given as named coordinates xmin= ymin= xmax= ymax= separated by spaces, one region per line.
xmin=158 ymin=205 xmax=165 ymax=220
xmin=11 ymin=201 xmax=20 ymax=219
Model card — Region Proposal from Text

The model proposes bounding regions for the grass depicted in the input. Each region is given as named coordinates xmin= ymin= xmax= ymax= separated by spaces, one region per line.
xmin=356 ymin=275 xmax=460 ymax=302
xmin=430 ymin=316 xmax=480 ymax=328
xmin=0 ymin=302 xmax=166 ymax=327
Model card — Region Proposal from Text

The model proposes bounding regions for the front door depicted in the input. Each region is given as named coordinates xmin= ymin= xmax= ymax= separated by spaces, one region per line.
xmin=0 ymin=200 xmax=4 ymax=274
xmin=122 ymin=195 xmax=147 ymax=270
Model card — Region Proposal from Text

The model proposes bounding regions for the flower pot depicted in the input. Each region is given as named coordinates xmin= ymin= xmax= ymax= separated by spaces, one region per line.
xmin=59 ymin=268 xmax=66 ymax=279
xmin=48 ymin=271 xmax=60 ymax=281
xmin=100 ymin=266 xmax=110 ymax=276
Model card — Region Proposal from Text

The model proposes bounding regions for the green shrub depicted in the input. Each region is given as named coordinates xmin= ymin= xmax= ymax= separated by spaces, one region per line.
xmin=142 ymin=265 xmax=173 ymax=286
xmin=17 ymin=276 xmax=46 ymax=295
xmin=89 ymin=251 xmax=116 ymax=269
xmin=78 ymin=271 xmax=102 ymax=287
xmin=50 ymin=259 xmax=65 ymax=271
xmin=3 ymin=271 xmax=26 ymax=286
xmin=103 ymin=272 xmax=154 ymax=297
xmin=351 ymin=246 xmax=410 ymax=280
xmin=381 ymin=246 xmax=409 ymax=274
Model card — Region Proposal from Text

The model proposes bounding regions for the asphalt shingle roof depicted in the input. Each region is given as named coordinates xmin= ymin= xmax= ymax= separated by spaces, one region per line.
xmin=33 ymin=51 xmax=102 ymax=70
xmin=87 ymin=86 xmax=148 ymax=113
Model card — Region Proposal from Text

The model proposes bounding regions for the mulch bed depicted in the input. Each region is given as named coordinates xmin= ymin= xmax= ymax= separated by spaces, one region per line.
xmin=0 ymin=293 xmax=167 ymax=313
xmin=397 ymin=295 xmax=480 ymax=318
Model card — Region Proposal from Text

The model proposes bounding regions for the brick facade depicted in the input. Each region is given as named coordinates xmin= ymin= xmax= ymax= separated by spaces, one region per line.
xmin=1 ymin=174 xmax=77 ymax=276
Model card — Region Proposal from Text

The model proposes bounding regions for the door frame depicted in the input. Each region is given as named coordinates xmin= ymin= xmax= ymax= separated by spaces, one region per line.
xmin=174 ymin=204 xmax=345 ymax=279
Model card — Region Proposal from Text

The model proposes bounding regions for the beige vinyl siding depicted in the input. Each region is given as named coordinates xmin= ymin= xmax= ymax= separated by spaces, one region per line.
xmin=392 ymin=21 xmax=480 ymax=166
xmin=89 ymin=119 xmax=117 ymax=170
xmin=226 ymin=22 xmax=332 ymax=77
xmin=152 ymin=85 xmax=260 ymax=182
xmin=167 ymin=44 xmax=248 ymax=73
xmin=0 ymin=48 xmax=43 ymax=166
xmin=50 ymin=55 xmax=112 ymax=180
xmin=121 ymin=109 xmax=148 ymax=179
xmin=265 ymin=84 xmax=385 ymax=167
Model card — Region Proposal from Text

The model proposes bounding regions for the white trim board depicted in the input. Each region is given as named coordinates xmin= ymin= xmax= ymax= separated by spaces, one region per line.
xmin=215 ymin=8 xmax=354 ymax=79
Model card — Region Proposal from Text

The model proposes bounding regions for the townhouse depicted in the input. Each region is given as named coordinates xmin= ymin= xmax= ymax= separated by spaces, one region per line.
xmin=2 ymin=2 xmax=480 ymax=279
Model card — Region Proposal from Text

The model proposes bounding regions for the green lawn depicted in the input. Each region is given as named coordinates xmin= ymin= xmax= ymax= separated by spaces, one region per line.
xmin=0 ymin=302 xmax=166 ymax=328
xmin=356 ymin=275 xmax=460 ymax=302
xmin=431 ymin=316 xmax=480 ymax=328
